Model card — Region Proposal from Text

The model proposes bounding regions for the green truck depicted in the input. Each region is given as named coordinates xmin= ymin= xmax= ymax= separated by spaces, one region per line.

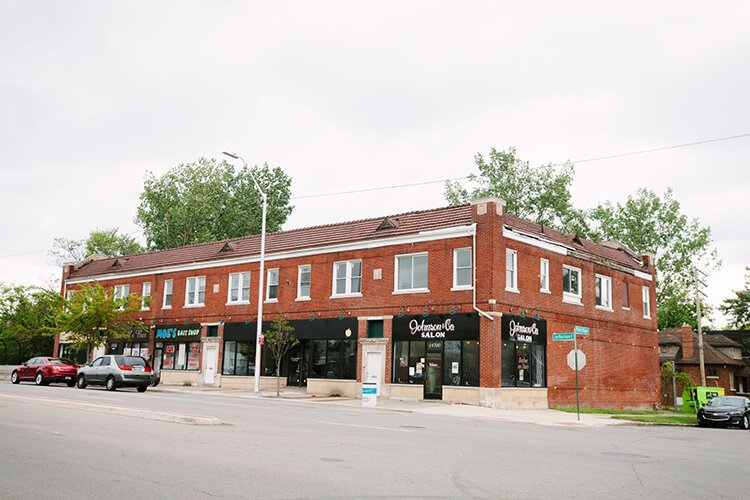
xmin=682 ymin=386 xmax=725 ymax=412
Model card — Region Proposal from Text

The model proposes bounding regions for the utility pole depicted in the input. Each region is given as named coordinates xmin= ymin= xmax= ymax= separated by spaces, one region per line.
xmin=693 ymin=266 xmax=706 ymax=386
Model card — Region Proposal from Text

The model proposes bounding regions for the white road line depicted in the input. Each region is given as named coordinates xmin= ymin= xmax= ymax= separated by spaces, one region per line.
xmin=317 ymin=421 xmax=413 ymax=432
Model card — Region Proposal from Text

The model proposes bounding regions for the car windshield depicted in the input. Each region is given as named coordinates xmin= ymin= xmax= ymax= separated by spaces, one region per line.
xmin=707 ymin=396 xmax=745 ymax=407
xmin=114 ymin=355 xmax=150 ymax=368
xmin=48 ymin=358 xmax=76 ymax=365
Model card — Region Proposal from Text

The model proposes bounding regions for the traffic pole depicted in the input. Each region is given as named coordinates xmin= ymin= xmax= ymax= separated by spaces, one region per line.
xmin=574 ymin=333 xmax=580 ymax=421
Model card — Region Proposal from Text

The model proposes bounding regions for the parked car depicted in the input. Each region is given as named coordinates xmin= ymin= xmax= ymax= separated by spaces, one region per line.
xmin=697 ymin=396 xmax=750 ymax=429
xmin=76 ymin=355 xmax=153 ymax=392
xmin=10 ymin=357 xmax=79 ymax=387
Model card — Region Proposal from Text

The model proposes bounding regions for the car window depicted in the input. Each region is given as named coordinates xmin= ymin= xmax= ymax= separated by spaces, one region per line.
xmin=118 ymin=356 xmax=149 ymax=368
xmin=49 ymin=358 xmax=76 ymax=365
xmin=26 ymin=358 xmax=38 ymax=365
xmin=91 ymin=357 xmax=103 ymax=367
xmin=101 ymin=357 xmax=111 ymax=366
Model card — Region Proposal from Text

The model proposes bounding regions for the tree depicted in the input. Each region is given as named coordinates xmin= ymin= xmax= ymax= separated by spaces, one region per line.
xmin=50 ymin=228 xmax=143 ymax=264
xmin=53 ymin=283 xmax=144 ymax=358
xmin=445 ymin=147 xmax=589 ymax=234
xmin=0 ymin=284 xmax=62 ymax=362
xmin=263 ymin=315 xmax=298 ymax=397
xmin=135 ymin=157 xmax=294 ymax=250
xmin=720 ymin=267 xmax=750 ymax=329
xmin=589 ymin=188 xmax=719 ymax=329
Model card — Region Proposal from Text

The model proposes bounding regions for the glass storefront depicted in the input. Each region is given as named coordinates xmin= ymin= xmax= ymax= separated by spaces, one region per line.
xmin=392 ymin=314 xmax=480 ymax=399
xmin=501 ymin=314 xmax=547 ymax=388
xmin=155 ymin=324 xmax=202 ymax=371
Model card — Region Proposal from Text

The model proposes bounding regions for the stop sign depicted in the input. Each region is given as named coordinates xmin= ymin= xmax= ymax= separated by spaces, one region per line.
xmin=567 ymin=349 xmax=586 ymax=371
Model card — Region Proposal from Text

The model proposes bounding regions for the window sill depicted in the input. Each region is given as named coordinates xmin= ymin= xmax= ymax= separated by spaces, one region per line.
xmin=161 ymin=306 xmax=172 ymax=310
xmin=450 ymin=285 xmax=473 ymax=292
xmin=595 ymin=305 xmax=614 ymax=312
xmin=296 ymin=297 xmax=311 ymax=302
xmin=264 ymin=299 xmax=279 ymax=304
xmin=643 ymin=315 xmax=652 ymax=320
xmin=226 ymin=301 xmax=250 ymax=306
xmin=140 ymin=307 xmax=150 ymax=312
xmin=707 ymin=376 xmax=719 ymax=379
xmin=330 ymin=293 xmax=363 ymax=299
xmin=562 ymin=295 xmax=583 ymax=306
xmin=505 ymin=287 xmax=520 ymax=294
xmin=392 ymin=288 xmax=430 ymax=295
xmin=539 ymin=289 xmax=551 ymax=294
xmin=184 ymin=304 xmax=205 ymax=309
xmin=622 ymin=307 xmax=631 ymax=311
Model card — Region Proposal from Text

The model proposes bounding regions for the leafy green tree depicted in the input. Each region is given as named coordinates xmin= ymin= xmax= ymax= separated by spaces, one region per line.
xmin=445 ymin=147 xmax=589 ymax=234
xmin=135 ymin=157 xmax=293 ymax=250
xmin=263 ymin=315 xmax=298 ymax=397
xmin=51 ymin=228 xmax=143 ymax=264
xmin=0 ymin=284 xmax=62 ymax=361
xmin=720 ymin=267 xmax=750 ymax=329
xmin=589 ymin=188 xmax=719 ymax=329
xmin=54 ymin=283 xmax=144 ymax=357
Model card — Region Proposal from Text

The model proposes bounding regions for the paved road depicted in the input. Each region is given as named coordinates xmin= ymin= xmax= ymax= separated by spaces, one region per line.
xmin=0 ymin=381 xmax=747 ymax=499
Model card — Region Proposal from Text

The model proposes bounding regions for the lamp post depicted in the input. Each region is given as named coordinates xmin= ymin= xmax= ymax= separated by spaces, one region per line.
xmin=223 ymin=151 xmax=266 ymax=394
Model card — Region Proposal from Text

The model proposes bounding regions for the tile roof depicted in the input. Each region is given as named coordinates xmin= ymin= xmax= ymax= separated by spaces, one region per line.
xmin=659 ymin=329 xmax=746 ymax=367
xmin=67 ymin=203 xmax=649 ymax=281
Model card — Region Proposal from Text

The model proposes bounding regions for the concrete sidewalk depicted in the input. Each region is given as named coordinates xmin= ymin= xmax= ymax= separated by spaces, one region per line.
xmin=151 ymin=384 xmax=624 ymax=427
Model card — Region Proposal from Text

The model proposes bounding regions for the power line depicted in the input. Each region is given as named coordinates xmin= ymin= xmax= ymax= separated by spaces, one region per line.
xmin=292 ymin=177 xmax=469 ymax=200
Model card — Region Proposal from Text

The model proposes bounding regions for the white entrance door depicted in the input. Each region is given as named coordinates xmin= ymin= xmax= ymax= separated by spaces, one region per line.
xmin=204 ymin=345 xmax=217 ymax=385
xmin=365 ymin=351 xmax=382 ymax=395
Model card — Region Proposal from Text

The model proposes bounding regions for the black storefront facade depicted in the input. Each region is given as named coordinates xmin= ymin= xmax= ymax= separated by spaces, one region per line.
xmin=106 ymin=327 xmax=151 ymax=360
xmin=501 ymin=314 xmax=547 ymax=388
xmin=392 ymin=314 xmax=480 ymax=400
xmin=221 ymin=318 xmax=358 ymax=386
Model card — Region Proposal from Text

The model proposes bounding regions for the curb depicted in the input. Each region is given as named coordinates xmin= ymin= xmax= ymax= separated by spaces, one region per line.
xmin=0 ymin=393 xmax=222 ymax=426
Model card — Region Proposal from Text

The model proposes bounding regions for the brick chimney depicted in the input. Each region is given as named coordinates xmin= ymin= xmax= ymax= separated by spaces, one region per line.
xmin=470 ymin=196 xmax=506 ymax=219
xmin=679 ymin=323 xmax=694 ymax=359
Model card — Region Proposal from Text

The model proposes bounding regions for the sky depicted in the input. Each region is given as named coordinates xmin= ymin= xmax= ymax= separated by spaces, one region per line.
xmin=1 ymin=1 xmax=748 ymax=326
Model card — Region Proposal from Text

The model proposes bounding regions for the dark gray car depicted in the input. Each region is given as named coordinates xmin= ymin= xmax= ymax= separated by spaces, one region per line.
xmin=76 ymin=355 xmax=154 ymax=392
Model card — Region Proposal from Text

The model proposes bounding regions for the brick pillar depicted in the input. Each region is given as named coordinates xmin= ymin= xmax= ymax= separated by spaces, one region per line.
xmin=356 ymin=318 xmax=367 ymax=382
xmin=480 ymin=311 xmax=503 ymax=387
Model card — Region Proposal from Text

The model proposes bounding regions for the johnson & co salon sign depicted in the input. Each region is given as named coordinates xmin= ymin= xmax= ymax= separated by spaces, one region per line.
xmin=393 ymin=314 xmax=479 ymax=341
xmin=501 ymin=315 xmax=547 ymax=345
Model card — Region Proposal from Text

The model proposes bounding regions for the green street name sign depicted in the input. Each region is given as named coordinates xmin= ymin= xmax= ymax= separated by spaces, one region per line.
xmin=574 ymin=326 xmax=590 ymax=335
xmin=553 ymin=333 xmax=575 ymax=341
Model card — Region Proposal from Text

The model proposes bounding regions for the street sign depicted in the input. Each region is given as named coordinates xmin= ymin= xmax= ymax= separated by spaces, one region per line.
xmin=567 ymin=349 xmax=586 ymax=370
xmin=574 ymin=326 xmax=590 ymax=335
xmin=553 ymin=333 xmax=575 ymax=341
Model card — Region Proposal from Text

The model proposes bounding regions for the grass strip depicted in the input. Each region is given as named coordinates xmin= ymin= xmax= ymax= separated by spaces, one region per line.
xmin=610 ymin=415 xmax=697 ymax=425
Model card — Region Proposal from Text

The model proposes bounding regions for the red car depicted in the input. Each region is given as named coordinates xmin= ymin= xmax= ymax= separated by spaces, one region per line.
xmin=10 ymin=357 xmax=80 ymax=387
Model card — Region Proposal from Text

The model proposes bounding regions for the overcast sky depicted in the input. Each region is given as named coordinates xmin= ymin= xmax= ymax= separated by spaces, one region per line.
xmin=1 ymin=1 xmax=748 ymax=326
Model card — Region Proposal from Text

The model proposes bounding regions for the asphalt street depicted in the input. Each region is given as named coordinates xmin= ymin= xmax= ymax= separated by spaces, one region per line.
xmin=0 ymin=381 xmax=747 ymax=499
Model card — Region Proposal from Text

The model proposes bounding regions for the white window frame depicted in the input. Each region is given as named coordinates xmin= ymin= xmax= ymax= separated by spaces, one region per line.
xmin=297 ymin=265 xmax=311 ymax=301
xmin=227 ymin=272 xmax=251 ymax=305
xmin=562 ymin=265 xmax=582 ymax=305
xmin=452 ymin=247 xmax=473 ymax=291
xmin=393 ymin=252 xmax=429 ymax=294
xmin=539 ymin=258 xmax=550 ymax=293
xmin=595 ymin=274 xmax=612 ymax=311
xmin=642 ymin=286 xmax=651 ymax=319
xmin=505 ymin=249 xmax=518 ymax=293
xmin=114 ymin=284 xmax=130 ymax=310
xmin=141 ymin=282 xmax=151 ymax=310
xmin=185 ymin=276 xmax=206 ymax=307
xmin=266 ymin=269 xmax=279 ymax=303
xmin=66 ymin=290 xmax=75 ymax=300
xmin=331 ymin=260 xmax=363 ymax=298
xmin=162 ymin=279 xmax=173 ymax=309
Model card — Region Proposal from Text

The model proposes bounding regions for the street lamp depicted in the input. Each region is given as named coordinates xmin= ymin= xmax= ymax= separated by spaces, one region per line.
xmin=223 ymin=151 xmax=267 ymax=394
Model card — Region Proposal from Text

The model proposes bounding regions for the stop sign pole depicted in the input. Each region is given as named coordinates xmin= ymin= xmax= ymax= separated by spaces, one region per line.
xmin=553 ymin=326 xmax=590 ymax=421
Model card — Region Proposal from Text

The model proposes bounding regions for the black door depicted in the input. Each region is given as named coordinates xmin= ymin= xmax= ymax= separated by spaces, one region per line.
xmin=424 ymin=341 xmax=443 ymax=400
xmin=287 ymin=341 xmax=307 ymax=387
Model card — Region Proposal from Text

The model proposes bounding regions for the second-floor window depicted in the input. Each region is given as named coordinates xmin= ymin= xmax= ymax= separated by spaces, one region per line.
xmin=453 ymin=248 xmax=472 ymax=289
xmin=563 ymin=265 xmax=581 ymax=303
xmin=333 ymin=260 xmax=362 ymax=296
xmin=539 ymin=259 xmax=550 ymax=293
xmin=185 ymin=276 xmax=206 ymax=306
xmin=395 ymin=253 xmax=428 ymax=292
xmin=114 ymin=284 xmax=129 ymax=309
xmin=228 ymin=272 xmax=250 ymax=304
xmin=642 ymin=286 xmax=651 ymax=318
xmin=622 ymin=281 xmax=630 ymax=308
xmin=505 ymin=249 xmax=518 ymax=292
xmin=298 ymin=265 xmax=311 ymax=300
xmin=141 ymin=282 xmax=151 ymax=310
xmin=266 ymin=269 xmax=279 ymax=301
xmin=163 ymin=279 xmax=173 ymax=308
xmin=595 ymin=275 xmax=612 ymax=309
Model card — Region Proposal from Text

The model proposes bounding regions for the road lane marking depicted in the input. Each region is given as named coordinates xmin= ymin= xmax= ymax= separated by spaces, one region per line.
xmin=317 ymin=421 xmax=413 ymax=432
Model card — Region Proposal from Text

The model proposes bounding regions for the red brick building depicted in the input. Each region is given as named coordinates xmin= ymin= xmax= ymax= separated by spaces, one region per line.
xmin=56 ymin=197 xmax=659 ymax=409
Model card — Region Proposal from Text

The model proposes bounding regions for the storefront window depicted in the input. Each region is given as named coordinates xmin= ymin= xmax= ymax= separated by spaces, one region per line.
xmin=531 ymin=345 xmax=545 ymax=388
xmin=443 ymin=341 xmax=461 ymax=386
xmin=393 ymin=341 xmax=409 ymax=384
xmin=187 ymin=342 xmax=200 ymax=370
xmin=501 ymin=315 xmax=546 ymax=388
xmin=309 ymin=340 xmax=327 ymax=378
xmin=409 ymin=341 xmax=425 ymax=385
xmin=163 ymin=344 xmax=175 ymax=370
xmin=462 ymin=340 xmax=479 ymax=387
xmin=327 ymin=340 xmax=342 ymax=379
xmin=341 ymin=340 xmax=356 ymax=380
xmin=223 ymin=341 xmax=237 ymax=375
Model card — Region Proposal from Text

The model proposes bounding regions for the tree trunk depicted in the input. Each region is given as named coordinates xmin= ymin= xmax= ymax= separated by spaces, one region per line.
xmin=276 ymin=360 xmax=281 ymax=398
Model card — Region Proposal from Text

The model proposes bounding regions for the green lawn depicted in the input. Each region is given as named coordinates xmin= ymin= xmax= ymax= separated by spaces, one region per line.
xmin=554 ymin=407 xmax=661 ymax=415
xmin=610 ymin=414 xmax=697 ymax=425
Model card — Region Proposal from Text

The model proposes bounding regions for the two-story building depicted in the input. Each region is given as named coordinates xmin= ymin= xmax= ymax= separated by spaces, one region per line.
xmin=56 ymin=197 xmax=659 ymax=409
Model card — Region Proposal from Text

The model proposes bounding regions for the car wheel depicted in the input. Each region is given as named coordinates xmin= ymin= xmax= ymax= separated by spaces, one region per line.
xmin=11 ymin=371 xmax=20 ymax=384
xmin=698 ymin=420 xmax=707 ymax=428
xmin=105 ymin=376 xmax=117 ymax=392
xmin=35 ymin=372 xmax=46 ymax=386
xmin=150 ymin=376 xmax=160 ymax=387
xmin=137 ymin=385 xmax=148 ymax=393
xmin=76 ymin=374 xmax=87 ymax=389
xmin=741 ymin=415 xmax=750 ymax=430
xmin=66 ymin=380 xmax=76 ymax=388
